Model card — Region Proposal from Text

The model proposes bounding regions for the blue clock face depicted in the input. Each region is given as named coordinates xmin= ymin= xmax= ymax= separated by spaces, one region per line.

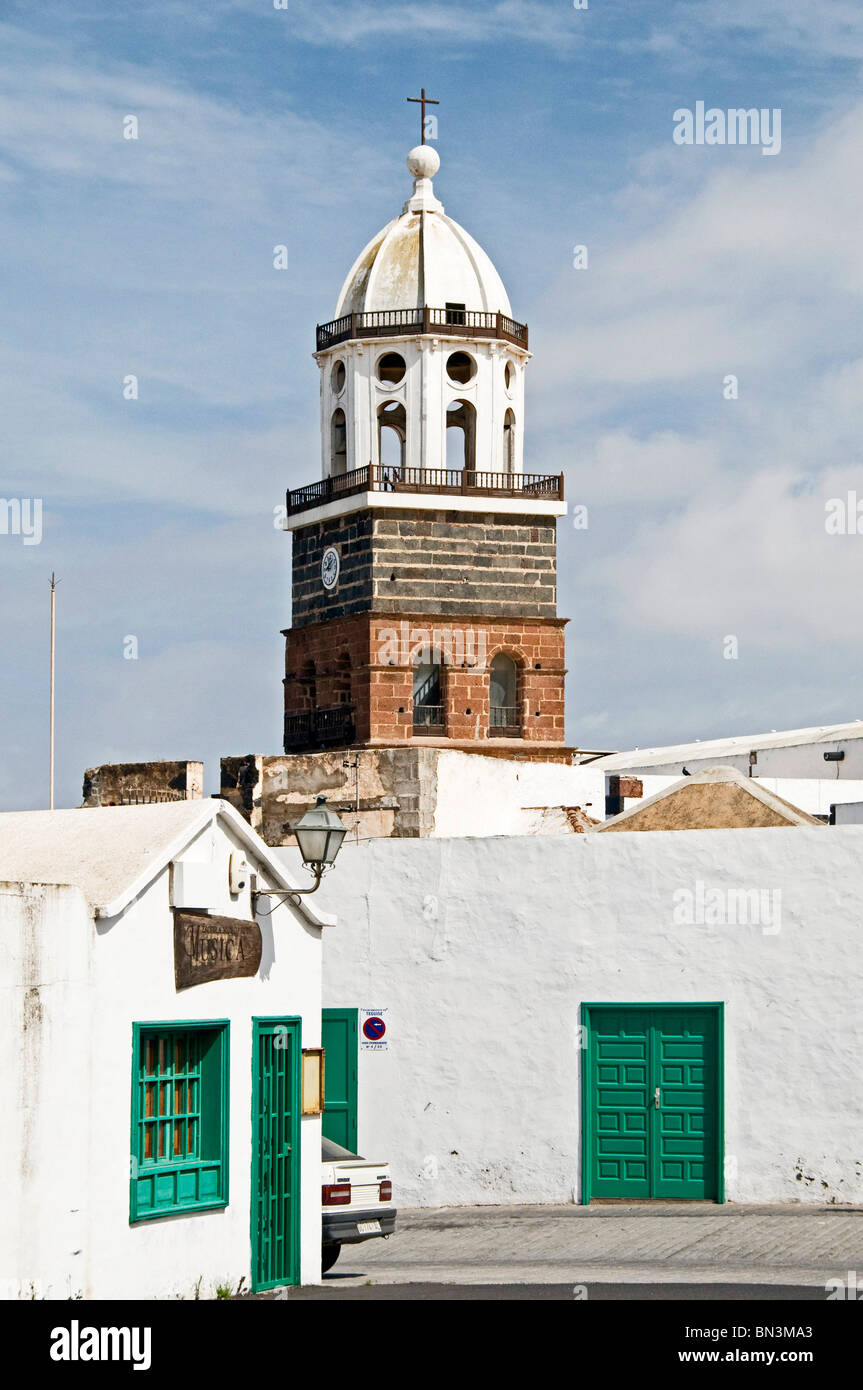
xmin=321 ymin=546 xmax=340 ymax=591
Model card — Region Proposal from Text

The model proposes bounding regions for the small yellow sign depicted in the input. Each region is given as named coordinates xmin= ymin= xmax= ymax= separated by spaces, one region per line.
xmin=301 ymin=1048 xmax=325 ymax=1115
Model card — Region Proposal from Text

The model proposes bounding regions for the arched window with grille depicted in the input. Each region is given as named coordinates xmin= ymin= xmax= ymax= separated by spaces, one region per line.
xmin=413 ymin=659 xmax=445 ymax=732
xmin=489 ymin=653 xmax=519 ymax=734
xmin=331 ymin=409 xmax=347 ymax=475
xmin=503 ymin=409 xmax=516 ymax=473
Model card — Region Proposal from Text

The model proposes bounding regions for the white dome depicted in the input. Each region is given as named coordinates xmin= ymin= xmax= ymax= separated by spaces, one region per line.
xmin=334 ymin=147 xmax=513 ymax=319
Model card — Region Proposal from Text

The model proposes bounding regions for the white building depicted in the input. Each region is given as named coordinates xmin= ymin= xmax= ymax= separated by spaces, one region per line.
xmin=595 ymin=720 xmax=863 ymax=820
xmin=0 ymin=800 xmax=330 ymax=1300
xmin=282 ymin=821 xmax=863 ymax=1210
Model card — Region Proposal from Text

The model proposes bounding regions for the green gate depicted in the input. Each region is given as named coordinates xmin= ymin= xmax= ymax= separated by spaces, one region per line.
xmin=581 ymin=1004 xmax=724 ymax=1203
xmin=322 ymin=1008 xmax=358 ymax=1151
xmin=251 ymin=1018 xmax=301 ymax=1291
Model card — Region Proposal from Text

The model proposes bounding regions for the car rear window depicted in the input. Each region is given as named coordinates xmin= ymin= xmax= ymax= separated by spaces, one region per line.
xmin=321 ymin=1137 xmax=362 ymax=1161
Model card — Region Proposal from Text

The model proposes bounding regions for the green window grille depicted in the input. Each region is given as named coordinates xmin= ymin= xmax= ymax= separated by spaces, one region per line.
xmin=130 ymin=1021 xmax=229 ymax=1222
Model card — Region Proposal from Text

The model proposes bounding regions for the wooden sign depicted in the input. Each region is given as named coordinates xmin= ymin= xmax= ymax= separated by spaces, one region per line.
xmin=173 ymin=911 xmax=262 ymax=990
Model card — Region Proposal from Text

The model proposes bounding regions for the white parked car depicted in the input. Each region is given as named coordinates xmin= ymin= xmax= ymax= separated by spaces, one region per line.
xmin=321 ymin=1137 xmax=397 ymax=1273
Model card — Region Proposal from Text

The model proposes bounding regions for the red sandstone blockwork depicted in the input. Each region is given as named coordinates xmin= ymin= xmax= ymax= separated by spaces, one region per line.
xmin=283 ymin=612 xmax=567 ymax=746
xmin=608 ymin=776 xmax=644 ymax=800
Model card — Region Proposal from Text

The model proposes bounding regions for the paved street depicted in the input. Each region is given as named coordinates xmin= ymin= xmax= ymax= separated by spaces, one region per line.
xmin=317 ymin=1203 xmax=863 ymax=1290
xmin=289 ymin=1282 xmax=825 ymax=1300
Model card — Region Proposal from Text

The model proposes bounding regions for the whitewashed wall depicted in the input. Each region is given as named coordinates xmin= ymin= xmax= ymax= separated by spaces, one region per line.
xmin=0 ymin=881 xmax=92 ymax=1301
xmin=432 ymin=751 xmax=605 ymax=836
xmin=298 ymin=827 xmax=863 ymax=1209
xmin=0 ymin=814 xmax=323 ymax=1300
xmin=319 ymin=336 xmax=528 ymax=479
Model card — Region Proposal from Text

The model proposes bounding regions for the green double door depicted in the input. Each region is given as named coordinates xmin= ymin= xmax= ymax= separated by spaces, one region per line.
xmin=251 ymin=1018 xmax=301 ymax=1290
xmin=583 ymin=1005 xmax=723 ymax=1202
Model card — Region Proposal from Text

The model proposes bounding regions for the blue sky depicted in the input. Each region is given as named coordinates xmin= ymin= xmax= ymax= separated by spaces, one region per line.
xmin=3 ymin=0 xmax=863 ymax=808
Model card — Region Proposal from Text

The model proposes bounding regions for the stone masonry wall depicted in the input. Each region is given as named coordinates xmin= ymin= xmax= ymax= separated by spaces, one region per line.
xmin=291 ymin=509 xmax=557 ymax=627
xmin=291 ymin=512 xmax=374 ymax=627
xmin=371 ymin=512 xmax=557 ymax=619
xmin=219 ymin=749 xmax=439 ymax=844
xmin=81 ymin=760 xmax=203 ymax=806
xmin=284 ymin=611 xmax=567 ymax=745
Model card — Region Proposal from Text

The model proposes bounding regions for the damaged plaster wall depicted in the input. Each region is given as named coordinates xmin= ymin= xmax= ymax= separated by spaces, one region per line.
xmin=223 ymin=748 xmax=437 ymax=844
xmin=222 ymin=748 xmax=604 ymax=844
xmin=82 ymin=761 xmax=203 ymax=807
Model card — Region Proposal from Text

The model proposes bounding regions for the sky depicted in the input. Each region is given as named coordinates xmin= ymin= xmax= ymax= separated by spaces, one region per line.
xmin=2 ymin=0 xmax=863 ymax=809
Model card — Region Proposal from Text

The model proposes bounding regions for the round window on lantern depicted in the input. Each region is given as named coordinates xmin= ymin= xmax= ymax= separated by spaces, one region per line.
xmin=331 ymin=360 xmax=346 ymax=394
xmin=377 ymin=352 xmax=406 ymax=385
xmin=446 ymin=351 xmax=476 ymax=385
xmin=504 ymin=360 xmax=515 ymax=393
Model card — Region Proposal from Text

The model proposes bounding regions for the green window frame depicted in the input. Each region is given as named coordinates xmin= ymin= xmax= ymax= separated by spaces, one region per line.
xmin=130 ymin=1020 xmax=230 ymax=1222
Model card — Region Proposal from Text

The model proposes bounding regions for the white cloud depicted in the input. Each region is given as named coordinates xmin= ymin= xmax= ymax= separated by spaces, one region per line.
xmin=607 ymin=464 xmax=863 ymax=649
xmin=524 ymin=98 xmax=863 ymax=666
xmin=674 ymin=0 xmax=863 ymax=62
xmin=536 ymin=101 xmax=863 ymax=417
xmin=257 ymin=0 xmax=581 ymax=51
xmin=0 ymin=23 xmax=385 ymax=215
xmin=567 ymin=430 xmax=723 ymax=504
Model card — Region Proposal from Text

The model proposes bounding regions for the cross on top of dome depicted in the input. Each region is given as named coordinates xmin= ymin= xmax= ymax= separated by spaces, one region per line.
xmin=327 ymin=100 xmax=517 ymax=325
xmin=407 ymin=87 xmax=439 ymax=144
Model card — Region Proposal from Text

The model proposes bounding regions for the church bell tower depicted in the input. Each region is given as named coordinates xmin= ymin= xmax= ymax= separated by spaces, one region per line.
xmin=282 ymin=133 xmax=568 ymax=755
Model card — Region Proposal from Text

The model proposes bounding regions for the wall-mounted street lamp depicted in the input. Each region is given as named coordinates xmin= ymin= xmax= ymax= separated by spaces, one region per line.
xmin=253 ymin=795 xmax=347 ymax=910
xmin=290 ymin=795 xmax=348 ymax=888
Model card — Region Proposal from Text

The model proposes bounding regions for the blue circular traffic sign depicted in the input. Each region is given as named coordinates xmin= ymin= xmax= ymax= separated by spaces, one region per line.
xmin=363 ymin=1016 xmax=386 ymax=1041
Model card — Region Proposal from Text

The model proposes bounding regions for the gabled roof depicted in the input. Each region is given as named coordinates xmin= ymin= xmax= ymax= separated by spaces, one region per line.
xmin=596 ymin=720 xmax=863 ymax=773
xmin=0 ymin=799 xmax=333 ymax=925
xmin=594 ymin=766 xmax=823 ymax=832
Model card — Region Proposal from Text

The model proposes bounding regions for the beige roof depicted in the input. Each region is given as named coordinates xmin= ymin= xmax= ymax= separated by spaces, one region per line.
xmin=594 ymin=766 xmax=823 ymax=832
xmin=0 ymin=800 xmax=331 ymax=924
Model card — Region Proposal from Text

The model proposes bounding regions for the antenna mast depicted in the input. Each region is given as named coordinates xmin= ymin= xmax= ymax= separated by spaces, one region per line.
xmin=49 ymin=573 xmax=57 ymax=809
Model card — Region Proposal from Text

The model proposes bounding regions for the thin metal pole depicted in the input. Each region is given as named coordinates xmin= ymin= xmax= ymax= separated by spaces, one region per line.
xmin=353 ymin=752 xmax=360 ymax=841
xmin=49 ymin=572 xmax=56 ymax=810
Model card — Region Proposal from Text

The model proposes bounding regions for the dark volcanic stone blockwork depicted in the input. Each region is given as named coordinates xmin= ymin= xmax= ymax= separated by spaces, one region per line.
xmin=291 ymin=509 xmax=557 ymax=626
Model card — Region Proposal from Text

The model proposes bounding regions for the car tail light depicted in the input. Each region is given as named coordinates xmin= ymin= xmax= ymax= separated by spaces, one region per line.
xmin=379 ymin=1180 xmax=392 ymax=1202
xmin=322 ymin=1183 xmax=351 ymax=1206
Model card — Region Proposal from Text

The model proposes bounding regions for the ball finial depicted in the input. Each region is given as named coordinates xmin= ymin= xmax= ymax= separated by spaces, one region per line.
xmin=407 ymin=145 xmax=440 ymax=181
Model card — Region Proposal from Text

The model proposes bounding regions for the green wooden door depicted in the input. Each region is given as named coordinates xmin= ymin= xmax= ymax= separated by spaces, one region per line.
xmin=251 ymin=1018 xmax=301 ymax=1291
xmin=322 ymin=1008 xmax=358 ymax=1151
xmin=583 ymin=1004 xmax=722 ymax=1202
xmin=651 ymin=1007 xmax=718 ymax=1199
xmin=588 ymin=1007 xmax=652 ymax=1198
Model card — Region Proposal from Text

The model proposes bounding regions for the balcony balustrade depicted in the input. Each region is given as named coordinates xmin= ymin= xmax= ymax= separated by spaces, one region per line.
xmin=316 ymin=306 xmax=528 ymax=353
xmin=284 ymin=705 xmax=355 ymax=752
xmin=490 ymin=706 xmax=520 ymax=733
xmin=287 ymin=464 xmax=563 ymax=517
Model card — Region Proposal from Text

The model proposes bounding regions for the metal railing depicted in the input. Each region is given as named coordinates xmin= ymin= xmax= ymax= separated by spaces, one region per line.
xmin=316 ymin=307 xmax=528 ymax=352
xmin=413 ymin=705 xmax=445 ymax=729
xmin=118 ymin=789 xmax=190 ymax=804
xmin=284 ymin=706 xmax=355 ymax=751
xmin=287 ymin=464 xmax=563 ymax=516
xmin=490 ymin=706 xmax=520 ymax=730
